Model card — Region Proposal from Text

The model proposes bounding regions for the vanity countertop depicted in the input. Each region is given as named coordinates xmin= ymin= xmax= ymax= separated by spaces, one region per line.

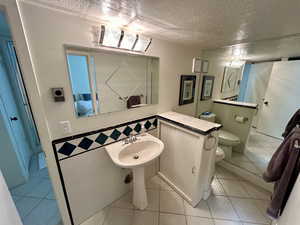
xmin=157 ymin=111 xmax=222 ymax=135
xmin=213 ymin=99 xmax=258 ymax=109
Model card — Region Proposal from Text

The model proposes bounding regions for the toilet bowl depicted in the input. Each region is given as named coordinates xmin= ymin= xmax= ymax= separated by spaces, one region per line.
xmin=200 ymin=112 xmax=240 ymax=160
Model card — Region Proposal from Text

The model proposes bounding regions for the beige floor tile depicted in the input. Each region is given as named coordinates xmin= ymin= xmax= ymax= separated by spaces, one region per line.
xmin=112 ymin=192 xmax=134 ymax=209
xmin=103 ymin=208 xmax=134 ymax=225
xmin=184 ymin=200 xmax=211 ymax=218
xmin=146 ymin=189 xmax=160 ymax=211
xmin=214 ymin=219 xmax=243 ymax=225
xmin=241 ymin=182 xmax=271 ymax=200
xmin=160 ymin=190 xmax=185 ymax=214
xmin=230 ymin=197 xmax=270 ymax=224
xmin=159 ymin=213 xmax=186 ymax=225
xmin=133 ymin=210 xmax=158 ymax=225
xmin=207 ymin=196 xmax=239 ymax=221
xmin=80 ymin=207 xmax=108 ymax=225
xmin=216 ymin=167 xmax=240 ymax=180
xmin=219 ymin=180 xmax=250 ymax=198
xmin=186 ymin=216 xmax=214 ymax=225
xmin=211 ymin=178 xmax=226 ymax=196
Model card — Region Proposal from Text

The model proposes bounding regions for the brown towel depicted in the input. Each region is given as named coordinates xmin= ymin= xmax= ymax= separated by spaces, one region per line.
xmin=282 ymin=109 xmax=300 ymax=138
xmin=263 ymin=128 xmax=300 ymax=219
xmin=127 ymin=95 xmax=141 ymax=109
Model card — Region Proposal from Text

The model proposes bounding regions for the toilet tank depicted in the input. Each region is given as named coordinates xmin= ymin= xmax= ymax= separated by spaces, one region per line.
xmin=200 ymin=112 xmax=216 ymax=123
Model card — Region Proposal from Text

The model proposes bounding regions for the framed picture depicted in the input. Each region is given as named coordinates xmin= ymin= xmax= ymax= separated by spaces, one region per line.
xmin=201 ymin=75 xmax=214 ymax=100
xmin=179 ymin=75 xmax=196 ymax=105
xmin=192 ymin=58 xmax=202 ymax=73
xmin=201 ymin=60 xmax=209 ymax=73
xmin=221 ymin=67 xmax=240 ymax=93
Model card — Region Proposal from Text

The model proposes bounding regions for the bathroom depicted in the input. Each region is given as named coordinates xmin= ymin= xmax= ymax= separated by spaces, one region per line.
xmin=1 ymin=1 xmax=300 ymax=225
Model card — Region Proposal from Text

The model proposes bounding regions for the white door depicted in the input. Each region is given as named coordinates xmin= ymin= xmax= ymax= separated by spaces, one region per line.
xmin=257 ymin=61 xmax=300 ymax=138
xmin=0 ymin=57 xmax=31 ymax=180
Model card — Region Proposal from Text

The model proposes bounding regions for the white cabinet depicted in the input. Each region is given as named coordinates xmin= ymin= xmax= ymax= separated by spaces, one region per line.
xmin=158 ymin=120 xmax=218 ymax=206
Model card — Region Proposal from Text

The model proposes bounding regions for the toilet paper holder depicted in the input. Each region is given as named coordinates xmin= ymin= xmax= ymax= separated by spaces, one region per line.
xmin=234 ymin=115 xmax=248 ymax=123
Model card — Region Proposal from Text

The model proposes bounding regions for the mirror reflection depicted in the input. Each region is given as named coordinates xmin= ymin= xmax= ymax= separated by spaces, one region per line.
xmin=66 ymin=47 xmax=159 ymax=117
xmin=197 ymin=36 xmax=300 ymax=179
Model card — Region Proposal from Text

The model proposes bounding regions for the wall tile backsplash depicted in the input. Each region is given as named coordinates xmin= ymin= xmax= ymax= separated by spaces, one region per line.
xmin=53 ymin=116 xmax=157 ymax=160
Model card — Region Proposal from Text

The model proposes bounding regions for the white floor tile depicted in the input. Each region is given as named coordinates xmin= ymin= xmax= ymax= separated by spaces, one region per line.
xmin=216 ymin=167 xmax=240 ymax=180
xmin=207 ymin=196 xmax=239 ymax=221
xmin=22 ymin=199 xmax=60 ymax=225
xmin=214 ymin=219 xmax=242 ymax=225
xmin=81 ymin=207 xmax=109 ymax=225
xmin=103 ymin=208 xmax=134 ymax=225
xmin=160 ymin=190 xmax=185 ymax=214
xmin=184 ymin=200 xmax=211 ymax=218
xmin=241 ymin=182 xmax=271 ymax=200
xmin=211 ymin=179 xmax=226 ymax=196
xmin=133 ymin=210 xmax=158 ymax=225
xmin=186 ymin=216 xmax=214 ymax=225
xmin=15 ymin=197 xmax=42 ymax=219
xmin=146 ymin=189 xmax=159 ymax=211
xmin=230 ymin=197 xmax=270 ymax=224
xmin=112 ymin=192 xmax=134 ymax=209
xmin=159 ymin=213 xmax=186 ymax=225
xmin=219 ymin=180 xmax=250 ymax=198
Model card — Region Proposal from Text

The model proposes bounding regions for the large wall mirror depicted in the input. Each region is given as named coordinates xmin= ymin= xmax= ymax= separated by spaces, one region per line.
xmin=65 ymin=47 xmax=159 ymax=117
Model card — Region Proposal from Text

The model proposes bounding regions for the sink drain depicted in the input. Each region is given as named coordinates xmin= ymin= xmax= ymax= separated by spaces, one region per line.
xmin=133 ymin=155 xmax=139 ymax=159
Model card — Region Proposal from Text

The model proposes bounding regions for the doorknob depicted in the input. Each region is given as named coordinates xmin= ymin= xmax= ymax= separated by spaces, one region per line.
xmin=10 ymin=117 xmax=18 ymax=121
xmin=263 ymin=101 xmax=269 ymax=106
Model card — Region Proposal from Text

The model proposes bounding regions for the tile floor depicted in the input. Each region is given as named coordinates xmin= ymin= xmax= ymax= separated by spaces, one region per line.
xmin=82 ymin=166 xmax=272 ymax=225
xmin=10 ymin=154 xmax=62 ymax=225
xmin=226 ymin=129 xmax=282 ymax=177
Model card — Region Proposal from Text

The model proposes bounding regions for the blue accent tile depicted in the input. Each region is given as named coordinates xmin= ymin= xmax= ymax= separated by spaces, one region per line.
xmin=134 ymin=123 xmax=142 ymax=133
xmin=123 ymin=126 xmax=133 ymax=136
xmin=95 ymin=133 xmax=109 ymax=145
xmin=144 ymin=121 xmax=152 ymax=130
xmin=110 ymin=129 xmax=121 ymax=140
xmin=78 ymin=137 xmax=93 ymax=150
xmin=58 ymin=142 xmax=76 ymax=156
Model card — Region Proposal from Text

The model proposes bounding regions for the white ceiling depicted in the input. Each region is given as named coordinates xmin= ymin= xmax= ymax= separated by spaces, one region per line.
xmin=22 ymin=0 xmax=300 ymax=49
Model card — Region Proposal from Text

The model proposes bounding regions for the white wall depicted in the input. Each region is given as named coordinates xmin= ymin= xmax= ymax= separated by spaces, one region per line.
xmin=18 ymin=2 xmax=202 ymax=140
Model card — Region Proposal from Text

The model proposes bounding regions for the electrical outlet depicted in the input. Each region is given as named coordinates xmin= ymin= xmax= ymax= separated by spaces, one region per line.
xmin=59 ymin=121 xmax=72 ymax=134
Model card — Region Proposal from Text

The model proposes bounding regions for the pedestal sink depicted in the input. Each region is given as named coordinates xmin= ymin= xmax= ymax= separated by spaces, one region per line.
xmin=105 ymin=133 xmax=164 ymax=210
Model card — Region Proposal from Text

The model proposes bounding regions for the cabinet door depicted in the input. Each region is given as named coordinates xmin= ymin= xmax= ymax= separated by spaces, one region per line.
xmin=159 ymin=122 xmax=199 ymax=199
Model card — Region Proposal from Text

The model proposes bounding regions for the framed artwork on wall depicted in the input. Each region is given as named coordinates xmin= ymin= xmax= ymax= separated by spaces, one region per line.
xmin=201 ymin=75 xmax=214 ymax=100
xmin=201 ymin=60 xmax=209 ymax=73
xmin=221 ymin=67 xmax=240 ymax=93
xmin=179 ymin=75 xmax=196 ymax=105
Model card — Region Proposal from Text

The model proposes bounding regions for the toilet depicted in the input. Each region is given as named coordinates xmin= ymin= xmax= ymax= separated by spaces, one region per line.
xmin=200 ymin=112 xmax=240 ymax=160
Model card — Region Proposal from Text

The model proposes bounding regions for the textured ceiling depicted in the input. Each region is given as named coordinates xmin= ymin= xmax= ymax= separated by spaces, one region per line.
xmin=22 ymin=0 xmax=300 ymax=48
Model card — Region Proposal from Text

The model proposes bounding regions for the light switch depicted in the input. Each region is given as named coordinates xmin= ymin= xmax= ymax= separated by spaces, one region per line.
xmin=59 ymin=121 xmax=72 ymax=134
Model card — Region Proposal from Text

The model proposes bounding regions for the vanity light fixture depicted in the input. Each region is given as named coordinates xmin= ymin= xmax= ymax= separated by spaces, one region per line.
xmin=98 ymin=25 xmax=152 ymax=52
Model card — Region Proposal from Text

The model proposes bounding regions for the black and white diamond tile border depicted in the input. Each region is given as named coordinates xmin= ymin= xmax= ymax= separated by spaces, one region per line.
xmin=53 ymin=116 xmax=157 ymax=160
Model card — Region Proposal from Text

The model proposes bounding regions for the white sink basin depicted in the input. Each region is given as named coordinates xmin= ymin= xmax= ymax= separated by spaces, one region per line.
xmin=105 ymin=133 xmax=164 ymax=168
xmin=105 ymin=133 xmax=164 ymax=210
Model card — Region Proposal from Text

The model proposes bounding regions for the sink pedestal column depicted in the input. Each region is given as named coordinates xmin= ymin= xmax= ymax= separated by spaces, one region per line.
xmin=132 ymin=166 xmax=148 ymax=210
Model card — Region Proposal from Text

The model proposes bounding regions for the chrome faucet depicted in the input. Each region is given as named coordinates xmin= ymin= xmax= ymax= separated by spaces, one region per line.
xmin=123 ymin=134 xmax=138 ymax=144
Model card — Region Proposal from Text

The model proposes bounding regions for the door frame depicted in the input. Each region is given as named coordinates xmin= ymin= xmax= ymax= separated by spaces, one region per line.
xmin=0 ymin=1 xmax=71 ymax=224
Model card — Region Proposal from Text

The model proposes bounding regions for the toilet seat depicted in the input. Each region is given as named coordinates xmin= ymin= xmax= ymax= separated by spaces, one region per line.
xmin=216 ymin=147 xmax=225 ymax=162
xmin=218 ymin=130 xmax=240 ymax=146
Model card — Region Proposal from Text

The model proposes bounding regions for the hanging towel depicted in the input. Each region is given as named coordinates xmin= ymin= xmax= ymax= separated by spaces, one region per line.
xmin=282 ymin=109 xmax=300 ymax=138
xmin=127 ymin=95 xmax=141 ymax=109
xmin=263 ymin=127 xmax=300 ymax=219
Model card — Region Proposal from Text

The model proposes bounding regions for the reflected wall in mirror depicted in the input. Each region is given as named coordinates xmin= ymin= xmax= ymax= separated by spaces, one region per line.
xmin=65 ymin=47 xmax=159 ymax=117
xmin=66 ymin=52 xmax=97 ymax=117
xmin=200 ymin=35 xmax=300 ymax=181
